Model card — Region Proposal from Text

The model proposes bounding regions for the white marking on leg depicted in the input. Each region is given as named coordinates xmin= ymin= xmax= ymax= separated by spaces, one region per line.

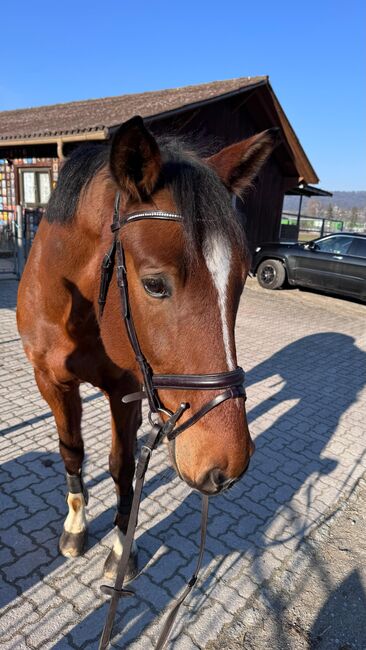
xmin=113 ymin=528 xmax=137 ymax=556
xmin=203 ymin=234 xmax=235 ymax=371
xmin=64 ymin=493 xmax=87 ymax=534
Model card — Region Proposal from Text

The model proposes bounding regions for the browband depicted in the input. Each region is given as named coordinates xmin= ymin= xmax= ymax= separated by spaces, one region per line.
xmin=111 ymin=210 xmax=183 ymax=232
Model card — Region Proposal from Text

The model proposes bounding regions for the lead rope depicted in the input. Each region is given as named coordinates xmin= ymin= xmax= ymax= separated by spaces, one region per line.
xmin=98 ymin=416 xmax=209 ymax=650
xmin=155 ymin=495 xmax=209 ymax=650
xmin=98 ymin=423 xmax=161 ymax=650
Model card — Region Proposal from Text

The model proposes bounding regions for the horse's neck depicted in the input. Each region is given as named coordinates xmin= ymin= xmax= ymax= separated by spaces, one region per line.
xmin=38 ymin=178 xmax=116 ymax=307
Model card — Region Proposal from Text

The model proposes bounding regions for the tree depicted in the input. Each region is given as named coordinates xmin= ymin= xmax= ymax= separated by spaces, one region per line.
xmin=349 ymin=207 xmax=359 ymax=230
xmin=327 ymin=203 xmax=334 ymax=219
xmin=307 ymin=199 xmax=320 ymax=217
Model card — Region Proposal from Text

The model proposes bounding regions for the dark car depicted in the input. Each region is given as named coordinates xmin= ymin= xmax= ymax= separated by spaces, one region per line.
xmin=251 ymin=233 xmax=366 ymax=301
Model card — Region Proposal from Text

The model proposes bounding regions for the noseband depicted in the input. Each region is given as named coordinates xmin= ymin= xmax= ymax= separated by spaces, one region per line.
xmin=98 ymin=193 xmax=247 ymax=649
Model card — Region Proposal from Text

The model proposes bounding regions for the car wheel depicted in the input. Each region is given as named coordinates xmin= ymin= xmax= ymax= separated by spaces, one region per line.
xmin=257 ymin=259 xmax=286 ymax=290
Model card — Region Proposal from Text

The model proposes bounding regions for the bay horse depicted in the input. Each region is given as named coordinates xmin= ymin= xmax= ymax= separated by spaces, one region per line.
xmin=17 ymin=116 xmax=278 ymax=585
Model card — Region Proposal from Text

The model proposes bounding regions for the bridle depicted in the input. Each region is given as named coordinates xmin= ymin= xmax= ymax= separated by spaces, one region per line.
xmin=98 ymin=192 xmax=247 ymax=649
xmin=99 ymin=192 xmax=246 ymax=437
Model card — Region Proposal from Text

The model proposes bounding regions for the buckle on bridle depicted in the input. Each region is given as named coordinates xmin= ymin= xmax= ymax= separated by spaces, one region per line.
xmin=161 ymin=402 xmax=189 ymax=436
xmin=117 ymin=263 xmax=127 ymax=288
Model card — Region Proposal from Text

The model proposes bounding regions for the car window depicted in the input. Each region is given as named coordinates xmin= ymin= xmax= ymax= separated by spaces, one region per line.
xmin=315 ymin=236 xmax=354 ymax=254
xmin=349 ymin=238 xmax=366 ymax=258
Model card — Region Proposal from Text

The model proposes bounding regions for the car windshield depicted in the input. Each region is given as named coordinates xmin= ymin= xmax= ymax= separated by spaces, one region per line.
xmin=314 ymin=236 xmax=354 ymax=255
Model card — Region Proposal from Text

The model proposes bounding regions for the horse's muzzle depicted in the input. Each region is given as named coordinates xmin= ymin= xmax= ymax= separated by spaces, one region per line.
xmin=196 ymin=455 xmax=252 ymax=495
xmin=169 ymin=436 xmax=252 ymax=496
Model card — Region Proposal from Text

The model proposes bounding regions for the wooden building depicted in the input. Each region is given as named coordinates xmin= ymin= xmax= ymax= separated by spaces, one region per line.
xmin=0 ymin=76 xmax=320 ymax=250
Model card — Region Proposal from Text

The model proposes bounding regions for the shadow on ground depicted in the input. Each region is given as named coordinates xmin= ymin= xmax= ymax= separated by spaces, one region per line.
xmin=1 ymin=332 xmax=365 ymax=648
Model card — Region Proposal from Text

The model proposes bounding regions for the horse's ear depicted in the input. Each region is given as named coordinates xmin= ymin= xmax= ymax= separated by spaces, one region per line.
xmin=110 ymin=116 xmax=161 ymax=201
xmin=207 ymin=128 xmax=281 ymax=194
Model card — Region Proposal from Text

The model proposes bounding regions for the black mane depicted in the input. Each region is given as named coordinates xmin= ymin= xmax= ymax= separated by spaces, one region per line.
xmin=46 ymin=138 xmax=245 ymax=255
xmin=46 ymin=143 xmax=108 ymax=225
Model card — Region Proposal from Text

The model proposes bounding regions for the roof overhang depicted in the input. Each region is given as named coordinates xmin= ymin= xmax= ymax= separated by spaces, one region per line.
xmin=0 ymin=129 xmax=108 ymax=148
xmin=286 ymin=183 xmax=332 ymax=198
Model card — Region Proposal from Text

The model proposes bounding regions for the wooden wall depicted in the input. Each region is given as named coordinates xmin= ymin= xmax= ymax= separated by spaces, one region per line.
xmin=149 ymin=91 xmax=294 ymax=250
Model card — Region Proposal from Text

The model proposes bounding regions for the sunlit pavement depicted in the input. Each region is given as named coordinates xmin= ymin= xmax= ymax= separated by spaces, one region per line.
xmin=1 ymin=276 xmax=365 ymax=649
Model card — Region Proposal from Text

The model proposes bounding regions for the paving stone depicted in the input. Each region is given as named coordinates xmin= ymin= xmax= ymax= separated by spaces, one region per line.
xmin=145 ymin=575 xmax=183 ymax=614
xmin=68 ymin=604 xmax=109 ymax=648
xmin=25 ymin=603 xmax=75 ymax=648
xmin=2 ymin=473 xmax=37 ymax=493
xmin=0 ymin=579 xmax=18 ymax=609
xmin=4 ymin=549 xmax=51 ymax=581
xmin=18 ymin=508 xmax=59 ymax=534
xmin=1 ymin=635 xmax=30 ymax=650
xmin=26 ymin=582 xmax=59 ymax=607
xmin=1 ymin=278 xmax=366 ymax=649
xmin=0 ymin=493 xmax=17 ymax=511
xmin=189 ymin=600 xmax=233 ymax=646
xmin=0 ymin=599 xmax=40 ymax=640
xmin=147 ymin=548 xmax=188 ymax=585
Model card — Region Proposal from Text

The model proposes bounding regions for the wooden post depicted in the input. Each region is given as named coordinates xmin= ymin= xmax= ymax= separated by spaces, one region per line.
xmin=57 ymin=138 xmax=65 ymax=160
xmin=16 ymin=205 xmax=24 ymax=278
xmin=320 ymin=218 xmax=325 ymax=237
xmin=296 ymin=194 xmax=303 ymax=240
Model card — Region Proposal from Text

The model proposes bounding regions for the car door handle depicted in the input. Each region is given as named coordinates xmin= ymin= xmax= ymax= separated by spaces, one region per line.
xmin=332 ymin=255 xmax=343 ymax=260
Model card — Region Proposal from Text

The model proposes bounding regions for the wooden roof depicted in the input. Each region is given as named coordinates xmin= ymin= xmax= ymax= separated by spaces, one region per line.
xmin=0 ymin=77 xmax=265 ymax=141
xmin=0 ymin=76 xmax=318 ymax=183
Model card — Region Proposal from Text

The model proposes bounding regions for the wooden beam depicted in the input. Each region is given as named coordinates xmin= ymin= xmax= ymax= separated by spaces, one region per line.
xmin=0 ymin=129 xmax=108 ymax=149
xmin=57 ymin=138 xmax=64 ymax=160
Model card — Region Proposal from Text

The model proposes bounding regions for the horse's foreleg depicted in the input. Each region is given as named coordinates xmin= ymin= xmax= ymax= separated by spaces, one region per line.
xmin=103 ymin=389 xmax=141 ymax=582
xmin=34 ymin=369 xmax=87 ymax=557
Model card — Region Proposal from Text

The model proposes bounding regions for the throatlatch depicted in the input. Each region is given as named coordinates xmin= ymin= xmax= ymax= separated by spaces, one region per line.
xmin=98 ymin=193 xmax=247 ymax=649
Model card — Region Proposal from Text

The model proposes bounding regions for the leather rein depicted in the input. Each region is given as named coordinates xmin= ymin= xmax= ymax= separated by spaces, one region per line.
xmin=98 ymin=193 xmax=246 ymax=649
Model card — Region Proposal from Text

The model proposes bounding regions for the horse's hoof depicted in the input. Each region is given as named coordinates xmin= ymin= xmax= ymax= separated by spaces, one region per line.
xmin=59 ymin=528 xmax=87 ymax=557
xmin=103 ymin=547 xmax=138 ymax=584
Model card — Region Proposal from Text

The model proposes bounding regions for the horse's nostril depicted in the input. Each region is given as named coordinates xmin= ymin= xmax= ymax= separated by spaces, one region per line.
xmin=210 ymin=469 xmax=228 ymax=488
xmin=197 ymin=468 xmax=232 ymax=494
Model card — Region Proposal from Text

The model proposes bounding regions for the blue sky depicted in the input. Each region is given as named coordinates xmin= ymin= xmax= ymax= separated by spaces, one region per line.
xmin=2 ymin=0 xmax=365 ymax=190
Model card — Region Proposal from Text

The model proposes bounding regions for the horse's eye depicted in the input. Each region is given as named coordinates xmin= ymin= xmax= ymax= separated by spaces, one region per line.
xmin=142 ymin=276 xmax=171 ymax=298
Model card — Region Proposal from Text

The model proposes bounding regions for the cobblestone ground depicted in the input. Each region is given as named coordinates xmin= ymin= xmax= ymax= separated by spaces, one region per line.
xmin=1 ymin=277 xmax=365 ymax=649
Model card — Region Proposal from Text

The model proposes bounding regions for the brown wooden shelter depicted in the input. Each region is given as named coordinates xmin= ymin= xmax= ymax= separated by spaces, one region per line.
xmin=0 ymin=76 xmax=321 ymax=250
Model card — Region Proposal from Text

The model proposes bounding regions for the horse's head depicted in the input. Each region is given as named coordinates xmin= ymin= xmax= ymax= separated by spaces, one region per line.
xmin=109 ymin=117 xmax=279 ymax=495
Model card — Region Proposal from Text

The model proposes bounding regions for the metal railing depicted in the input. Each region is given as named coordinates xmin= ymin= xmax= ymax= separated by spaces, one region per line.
xmin=23 ymin=207 xmax=44 ymax=260
xmin=0 ymin=206 xmax=44 ymax=278
xmin=0 ymin=209 xmax=17 ymax=276
xmin=280 ymin=212 xmax=344 ymax=241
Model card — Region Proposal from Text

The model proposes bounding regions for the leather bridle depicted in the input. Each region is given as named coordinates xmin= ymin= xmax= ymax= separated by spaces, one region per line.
xmin=98 ymin=192 xmax=247 ymax=649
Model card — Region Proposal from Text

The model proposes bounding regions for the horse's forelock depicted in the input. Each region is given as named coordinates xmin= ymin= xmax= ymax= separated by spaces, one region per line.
xmin=157 ymin=139 xmax=247 ymax=264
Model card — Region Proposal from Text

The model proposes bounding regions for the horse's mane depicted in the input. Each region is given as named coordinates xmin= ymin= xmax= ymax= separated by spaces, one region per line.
xmin=46 ymin=143 xmax=109 ymax=226
xmin=46 ymin=137 xmax=245 ymax=255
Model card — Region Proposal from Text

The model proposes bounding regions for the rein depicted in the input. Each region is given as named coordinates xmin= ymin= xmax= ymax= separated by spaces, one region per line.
xmin=98 ymin=193 xmax=246 ymax=649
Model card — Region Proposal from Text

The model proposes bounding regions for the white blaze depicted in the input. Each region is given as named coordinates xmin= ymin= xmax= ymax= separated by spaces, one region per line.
xmin=203 ymin=234 xmax=235 ymax=371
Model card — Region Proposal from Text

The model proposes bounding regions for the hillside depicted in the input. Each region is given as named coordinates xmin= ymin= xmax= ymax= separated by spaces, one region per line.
xmin=283 ymin=191 xmax=366 ymax=227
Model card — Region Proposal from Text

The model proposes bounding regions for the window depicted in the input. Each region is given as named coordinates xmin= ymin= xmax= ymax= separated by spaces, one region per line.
xmin=349 ymin=237 xmax=366 ymax=258
xmin=19 ymin=168 xmax=51 ymax=206
xmin=315 ymin=236 xmax=354 ymax=255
